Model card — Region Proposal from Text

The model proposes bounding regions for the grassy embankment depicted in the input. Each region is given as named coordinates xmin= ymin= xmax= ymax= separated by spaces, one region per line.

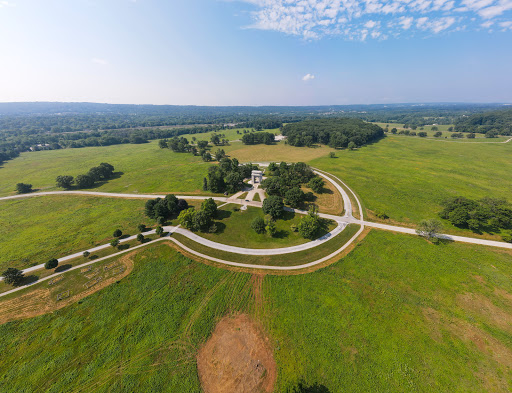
xmin=1 ymin=231 xmax=512 ymax=391
xmin=172 ymin=223 xmax=360 ymax=267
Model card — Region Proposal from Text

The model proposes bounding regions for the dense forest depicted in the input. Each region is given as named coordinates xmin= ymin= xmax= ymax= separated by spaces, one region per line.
xmin=454 ymin=108 xmax=512 ymax=136
xmin=282 ymin=118 xmax=384 ymax=148
xmin=0 ymin=102 xmax=509 ymax=167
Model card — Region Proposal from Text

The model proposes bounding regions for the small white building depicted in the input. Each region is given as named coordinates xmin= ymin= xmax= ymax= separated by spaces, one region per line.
xmin=251 ymin=170 xmax=263 ymax=184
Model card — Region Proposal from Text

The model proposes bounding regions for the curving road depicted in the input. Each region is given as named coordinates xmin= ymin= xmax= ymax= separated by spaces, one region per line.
xmin=1 ymin=166 xmax=511 ymax=293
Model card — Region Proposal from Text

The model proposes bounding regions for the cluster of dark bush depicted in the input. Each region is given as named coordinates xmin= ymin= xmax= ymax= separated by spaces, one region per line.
xmin=178 ymin=198 xmax=218 ymax=233
xmin=56 ymin=162 xmax=115 ymax=189
xmin=439 ymin=196 xmax=512 ymax=233
xmin=262 ymin=162 xmax=321 ymax=208
xmin=15 ymin=183 xmax=33 ymax=194
xmin=282 ymin=118 xmax=384 ymax=149
xmin=203 ymin=158 xmax=256 ymax=194
xmin=241 ymin=132 xmax=275 ymax=145
xmin=145 ymin=194 xmax=189 ymax=223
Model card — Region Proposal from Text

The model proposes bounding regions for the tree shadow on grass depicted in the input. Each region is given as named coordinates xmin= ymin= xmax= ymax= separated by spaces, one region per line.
xmin=20 ymin=275 xmax=39 ymax=286
xmin=77 ymin=172 xmax=125 ymax=190
xmin=272 ymin=229 xmax=290 ymax=239
xmin=211 ymin=222 xmax=227 ymax=234
xmin=288 ymin=381 xmax=331 ymax=393
xmin=216 ymin=209 xmax=232 ymax=220
xmin=280 ymin=210 xmax=296 ymax=222
xmin=55 ymin=264 xmax=72 ymax=273
xmin=118 ymin=244 xmax=130 ymax=251
xmin=119 ymin=234 xmax=131 ymax=240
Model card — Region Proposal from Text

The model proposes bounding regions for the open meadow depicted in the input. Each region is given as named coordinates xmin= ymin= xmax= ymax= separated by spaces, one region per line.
xmin=1 ymin=231 xmax=511 ymax=392
xmin=0 ymin=195 xmax=154 ymax=271
xmin=0 ymin=141 xmax=210 ymax=197
xmin=311 ymin=135 xmax=512 ymax=237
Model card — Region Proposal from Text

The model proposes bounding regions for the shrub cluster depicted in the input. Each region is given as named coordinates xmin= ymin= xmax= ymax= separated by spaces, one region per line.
xmin=439 ymin=196 xmax=512 ymax=231
xmin=178 ymin=198 xmax=218 ymax=233
xmin=56 ymin=162 xmax=115 ymax=189
xmin=203 ymin=158 xmax=256 ymax=194
xmin=145 ymin=194 xmax=189 ymax=221
xmin=262 ymin=162 xmax=317 ymax=208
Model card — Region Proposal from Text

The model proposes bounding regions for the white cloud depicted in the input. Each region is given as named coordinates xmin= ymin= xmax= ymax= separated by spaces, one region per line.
xmin=302 ymin=73 xmax=316 ymax=81
xmin=91 ymin=58 xmax=109 ymax=65
xmin=240 ymin=0 xmax=512 ymax=40
xmin=499 ymin=19 xmax=512 ymax=28
xmin=399 ymin=16 xmax=414 ymax=29
xmin=0 ymin=1 xmax=14 ymax=8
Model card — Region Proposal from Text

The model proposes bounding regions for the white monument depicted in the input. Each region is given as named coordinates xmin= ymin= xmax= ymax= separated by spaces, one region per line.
xmin=251 ymin=170 xmax=263 ymax=184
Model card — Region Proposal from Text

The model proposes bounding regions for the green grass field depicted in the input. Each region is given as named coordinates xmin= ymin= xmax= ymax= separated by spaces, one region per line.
xmin=0 ymin=195 xmax=155 ymax=271
xmin=0 ymin=140 xmax=212 ymax=197
xmin=312 ymin=135 xmax=512 ymax=238
xmin=196 ymin=205 xmax=335 ymax=249
xmin=180 ymin=127 xmax=280 ymax=142
xmin=1 ymin=231 xmax=511 ymax=391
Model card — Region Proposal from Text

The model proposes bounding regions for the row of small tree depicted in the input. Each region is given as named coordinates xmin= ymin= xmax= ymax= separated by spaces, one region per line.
xmin=56 ymin=162 xmax=115 ymax=189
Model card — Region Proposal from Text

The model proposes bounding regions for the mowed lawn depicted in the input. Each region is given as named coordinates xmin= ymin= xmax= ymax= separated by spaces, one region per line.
xmin=0 ymin=140 xmax=211 ymax=197
xmin=1 ymin=232 xmax=512 ymax=391
xmin=195 ymin=205 xmax=335 ymax=249
xmin=311 ymin=135 xmax=512 ymax=234
xmin=224 ymin=140 xmax=336 ymax=163
xmin=0 ymin=195 xmax=155 ymax=271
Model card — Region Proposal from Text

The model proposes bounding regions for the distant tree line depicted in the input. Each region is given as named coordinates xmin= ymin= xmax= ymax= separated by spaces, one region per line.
xmin=282 ymin=118 xmax=384 ymax=149
xmin=241 ymin=132 xmax=275 ymax=145
xmin=454 ymin=108 xmax=512 ymax=136
xmin=159 ymin=134 xmax=229 ymax=162
xmin=56 ymin=162 xmax=115 ymax=189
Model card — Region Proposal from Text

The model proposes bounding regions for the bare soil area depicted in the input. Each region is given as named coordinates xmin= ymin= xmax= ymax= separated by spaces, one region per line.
xmin=0 ymin=255 xmax=133 ymax=324
xmin=197 ymin=313 xmax=276 ymax=393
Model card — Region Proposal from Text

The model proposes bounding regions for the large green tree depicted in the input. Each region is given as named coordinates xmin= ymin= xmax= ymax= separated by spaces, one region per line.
xmin=262 ymin=195 xmax=284 ymax=220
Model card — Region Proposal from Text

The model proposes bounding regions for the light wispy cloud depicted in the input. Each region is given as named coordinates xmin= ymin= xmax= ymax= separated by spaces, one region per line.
xmin=91 ymin=58 xmax=109 ymax=66
xmin=240 ymin=0 xmax=512 ymax=40
xmin=0 ymin=1 xmax=14 ymax=8
xmin=302 ymin=73 xmax=315 ymax=81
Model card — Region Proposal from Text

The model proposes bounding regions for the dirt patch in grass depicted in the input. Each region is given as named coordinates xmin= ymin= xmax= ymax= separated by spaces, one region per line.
xmin=197 ymin=313 xmax=276 ymax=393
xmin=447 ymin=317 xmax=512 ymax=367
xmin=422 ymin=307 xmax=443 ymax=342
xmin=0 ymin=255 xmax=134 ymax=324
xmin=494 ymin=288 xmax=512 ymax=304
xmin=457 ymin=292 xmax=512 ymax=334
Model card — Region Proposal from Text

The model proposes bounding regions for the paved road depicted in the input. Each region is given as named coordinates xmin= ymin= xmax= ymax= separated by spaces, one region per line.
xmin=1 ymin=166 xmax=511 ymax=289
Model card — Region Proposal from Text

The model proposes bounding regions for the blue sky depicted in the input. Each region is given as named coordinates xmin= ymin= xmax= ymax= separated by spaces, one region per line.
xmin=0 ymin=0 xmax=511 ymax=105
